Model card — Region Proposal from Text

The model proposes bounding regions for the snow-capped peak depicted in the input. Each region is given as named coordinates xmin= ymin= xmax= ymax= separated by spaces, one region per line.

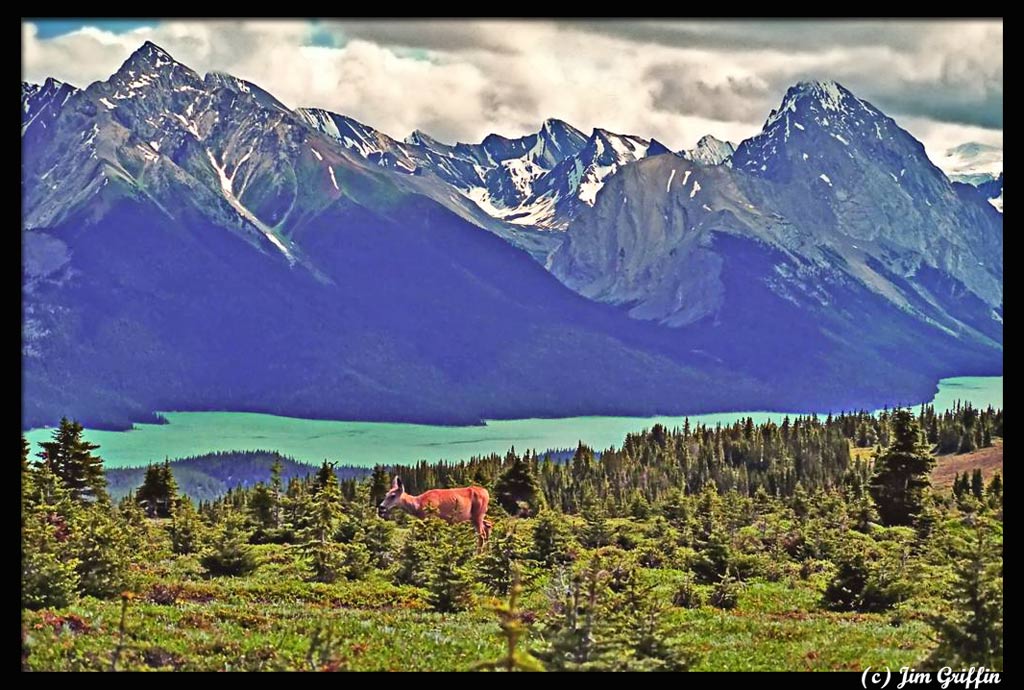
xmin=792 ymin=80 xmax=848 ymax=110
xmin=732 ymin=78 xmax=901 ymax=178
xmin=542 ymin=117 xmax=573 ymax=134
xmin=540 ymin=117 xmax=585 ymax=144
xmin=22 ymin=76 xmax=79 ymax=133
xmin=764 ymin=79 xmax=875 ymax=131
xmin=405 ymin=129 xmax=443 ymax=148
xmin=139 ymin=40 xmax=172 ymax=59
xmin=23 ymin=78 xmax=73 ymax=103
xmin=103 ymin=41 xmax=202 ymax=101
xmin=590 ymin=128 xmax=650 ymax=161
xmin=684 ymin=135 xmax=736 ymax=166
xmin=119 ymin=41 xmax=186 ymax=74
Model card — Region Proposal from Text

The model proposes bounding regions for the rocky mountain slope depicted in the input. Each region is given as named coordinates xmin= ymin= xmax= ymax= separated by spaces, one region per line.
xmin=22 ymin=46 xmax=1002 ymax=430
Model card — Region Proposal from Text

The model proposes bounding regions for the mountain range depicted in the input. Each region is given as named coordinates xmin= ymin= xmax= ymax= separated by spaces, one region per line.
xmin=22 ymin=42 xmax=1002 ymax=430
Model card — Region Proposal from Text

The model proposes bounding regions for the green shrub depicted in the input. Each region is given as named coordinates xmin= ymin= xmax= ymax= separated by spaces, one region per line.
xmin=22 ymin=509 xmax=80 ymax=609
xmin=393 ymin=516 xmax=448 ymax=587
xmin=354 ymin=517 xmax=395 ymax=570
xmin=340 ymin=541 xmax=372 ymax=581
xmin=822 ymin=544 xmax=911 ymax=613
xmin=427 ymin=531 xmax=476 ymax=613
xmin=927 ymin=516 xmax=1003 ymax=670
xmin=168 ymin=497 xmax=206 ymax=555
xmin=73 ymin=504 xmax=133 ymax=597
xmin=672 ymin=574 xmax=704 ymax=609
xmin=494 ymin=453 xmax=544 ymax=517
xmin=477 ymin=521 xmax=531 ymax=595
xmin=535 ymin=553 xmax=700 ymax=671
xmin=201 ymin=512 xmax=258 ymax=577
xmin=303 ymin=538 xmax=346 ymax=583
xmin=691 ymin=528 xmax=732 ymax=583
xmin=531 ymin=510 xmax=573 ymax=567
xmin=709 ymin=569 xmax=742 ymax=610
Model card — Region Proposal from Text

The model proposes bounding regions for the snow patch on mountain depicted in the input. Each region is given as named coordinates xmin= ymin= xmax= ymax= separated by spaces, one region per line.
xmin=205 ymin=148 xmax=294 ymax=263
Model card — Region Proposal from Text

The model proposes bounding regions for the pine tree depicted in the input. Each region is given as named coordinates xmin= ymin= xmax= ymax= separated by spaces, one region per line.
xmin=249 ymin=483 xmax=276 ymax=535
xmin=708 ymin=568 xmax=743 ymax=610
xmin=117 ymin=493 xmax=149 ymax=554
xmin=353 ymin=515 xmax=396 ymax=570
xmin=369 ymin=465 xmax=390 ymax=508
xmin=21 ymin=437 xmax=31 ymax=513
xmin=790 ymin=483 xmax=810 ymax=521
xmin=659 ymin=489 xmax=689 ymax=523
xmin=617 ymin=603 xmax=697 ymax=671
xmin=959 ymin=406 xmax=979 ymax=453
xmin=37 ymin=418 xmax=108 ymax=503
xmin=869 ymin=409 xmax=935 ymax=526
xmin=971 ymin=469 xmax=985 ymax=500
xmin=845 ymin=475 xmax=879 ymax=532
xmin=628 ymin=492 xmax=652 ymax=519
xmin=201 ymin=510 xmax=258 ymax=577
xmin=471 ymin=565 xmax=546 ymax=672
xmin=136 ymin=460 xmax=178 ymax=517
xmin=340 ymin=541 xmax=372 ymax=581
xmin=22 ymin=507 xmax=80 ymax=609
xmin=823 ymin=549 xmax=872 ymax=612
xmin=987 ymin=473 xmax=1002 ymax=504
xmin=495 ymin=450 xmax=544 ymax=516
xmin=605 ymin=572 xmax=698 ymax=671
xmin=478 ymin=522 xmax=530 ymax=595
xmin=531 ymin=509 xmax=573 ymax=567
xmin=426 ymin=529 xmax=476 ymax=613
xmin=393 ymin=515 xmax=446 ymax=587
xmin=22 ymin=462 xmax=80 ymax=609
xmin=168 ymin=496 xmax=205 ymax=555
xmin=672 ymin=572 xmax=703 ymax=609
xmin=270 ymin=456 xmax=284 ymax=527
xmin=72 ymin=503 xmax=133 ymax=598
xmin=534 ymin=556 xmax=618 ymax=671
xmin=927 ymin=516 xmax=1003 ymax=670
xmin=952 ymin=472 xmax=965 ymax=499
xmin=579 ymin=491 xmax=611 ymax=548
xmin=300 ymin=462 xmax=345 ymax=583
xmin=692 ymin=526 xmax=732 ymax=583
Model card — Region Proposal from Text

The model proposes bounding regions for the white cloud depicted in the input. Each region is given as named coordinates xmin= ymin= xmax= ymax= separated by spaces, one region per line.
xmin=21 ymin=19 xmax=1002 ymax=162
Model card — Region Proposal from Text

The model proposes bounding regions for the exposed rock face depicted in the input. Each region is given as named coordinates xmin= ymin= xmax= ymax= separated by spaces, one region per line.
xmin=553 ymin=81 xmax=1002 ymax=348
xmin=22 ymin=47 xmax=1002 ymax=431
xmin=18 ymin=43 xmax=781 ymax=430
xmin=682 ymin=135 xmax=736 ymax=166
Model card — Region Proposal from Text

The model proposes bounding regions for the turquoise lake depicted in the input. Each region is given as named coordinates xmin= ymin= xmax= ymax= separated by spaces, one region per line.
xmin=24 ymin=376 xmax=1002 ymax=469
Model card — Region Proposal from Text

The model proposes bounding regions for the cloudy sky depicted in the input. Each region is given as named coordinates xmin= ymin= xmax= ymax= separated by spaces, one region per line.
xmin=22 ymin=19 xmax=1002 ymax=165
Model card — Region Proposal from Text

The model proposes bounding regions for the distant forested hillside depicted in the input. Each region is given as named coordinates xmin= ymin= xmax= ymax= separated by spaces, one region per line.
xmin=106 ymin=451 xmax=373 ymax=502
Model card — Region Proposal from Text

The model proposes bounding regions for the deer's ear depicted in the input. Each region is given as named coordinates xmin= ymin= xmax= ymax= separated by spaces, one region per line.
xmin=393 ymin=476 xmax=404 ymax=491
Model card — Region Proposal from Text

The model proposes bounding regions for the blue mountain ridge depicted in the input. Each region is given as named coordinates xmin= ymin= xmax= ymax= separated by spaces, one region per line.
xmin=22 ymin=44 xmax=1002 ymax=431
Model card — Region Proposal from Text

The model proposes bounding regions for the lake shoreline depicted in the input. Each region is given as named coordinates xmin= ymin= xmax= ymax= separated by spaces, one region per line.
xmin=24 ymin=376 xmax=1002 ymax=470
xmin=25 ymin=369 xmax=1004 ymax=435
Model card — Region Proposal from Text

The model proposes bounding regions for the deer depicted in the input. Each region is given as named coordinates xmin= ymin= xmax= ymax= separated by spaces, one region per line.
xmin=378 ymin=477 xmax=493 ymax=552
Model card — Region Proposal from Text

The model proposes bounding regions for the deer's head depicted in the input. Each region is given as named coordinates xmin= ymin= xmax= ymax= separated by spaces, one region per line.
xmin=378 ymin=476 xmax=405 ymax=517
